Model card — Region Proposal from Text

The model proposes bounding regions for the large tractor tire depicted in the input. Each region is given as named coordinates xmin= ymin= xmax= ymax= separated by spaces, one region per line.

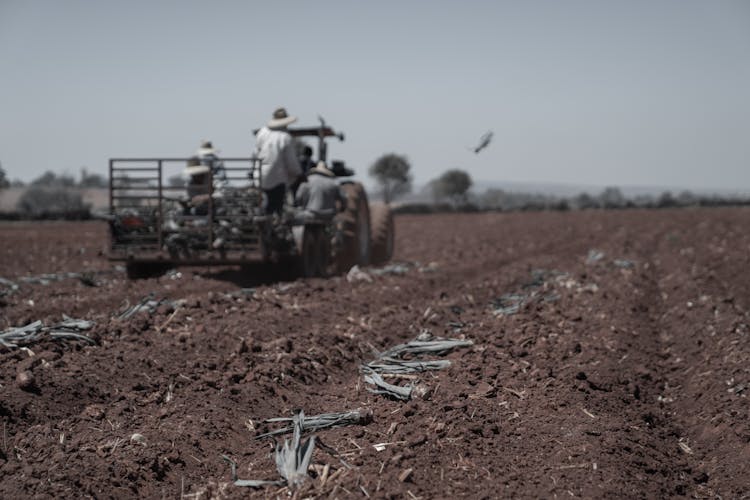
xmin=369 ymin=203 xmax=394 ymax=265
xmin=334 ymin=182 xmax=371 ymax=273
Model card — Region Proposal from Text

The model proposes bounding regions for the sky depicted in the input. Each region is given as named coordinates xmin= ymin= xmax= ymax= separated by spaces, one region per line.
xmin=1 ymin=0 xmax=749 ymax=193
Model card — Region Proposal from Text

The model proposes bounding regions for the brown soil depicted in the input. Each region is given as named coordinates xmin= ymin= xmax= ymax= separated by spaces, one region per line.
xmin=1 ymin=209 xmax=749 ymax=498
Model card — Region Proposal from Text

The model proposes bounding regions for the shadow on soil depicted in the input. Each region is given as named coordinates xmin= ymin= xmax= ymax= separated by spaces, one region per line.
xmin=197 ymin=263 xmax=301 ymax=288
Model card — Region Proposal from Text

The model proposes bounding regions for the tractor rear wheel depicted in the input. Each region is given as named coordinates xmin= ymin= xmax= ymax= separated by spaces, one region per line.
xmin=334 ymin=182 xmax=371 ymax=272
xmin=369 ymin=203 xmax=394 ymax=265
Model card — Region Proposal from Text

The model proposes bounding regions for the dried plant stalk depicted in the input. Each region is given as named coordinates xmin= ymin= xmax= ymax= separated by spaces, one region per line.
xmin=256 ymin=408 xmax=372 ymax=440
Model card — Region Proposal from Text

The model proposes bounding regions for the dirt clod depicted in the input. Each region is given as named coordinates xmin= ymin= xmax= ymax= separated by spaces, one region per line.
xmin=16 ymin=370 xmax=36 ymax=392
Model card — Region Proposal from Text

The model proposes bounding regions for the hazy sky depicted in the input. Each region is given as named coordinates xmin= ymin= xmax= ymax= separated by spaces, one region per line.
xmin=1 ymin=0 xmax=749 ymax=191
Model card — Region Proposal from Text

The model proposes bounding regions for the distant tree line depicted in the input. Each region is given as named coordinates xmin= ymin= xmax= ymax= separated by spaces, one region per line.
xmin=368 ymin=154 xmax=474 ymax=206
xmin=0 ymin=168 xmax=107 ymax=220
xmin=365 ymin=155 xmax=750 ymax=214
xmin=475 ymin=186 xmax=750 ymax=212
xmin=3 ymin=160 xmax=749 ymax=220
xmin=395 ymin=184 xmax=750 ymax=214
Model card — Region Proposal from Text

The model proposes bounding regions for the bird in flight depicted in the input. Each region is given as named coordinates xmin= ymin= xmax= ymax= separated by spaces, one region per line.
xmin=472 ymin=130 xmax=493 ymax=154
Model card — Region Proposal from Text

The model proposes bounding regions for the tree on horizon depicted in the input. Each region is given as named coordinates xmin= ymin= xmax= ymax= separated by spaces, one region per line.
xmin=430 ymin=169 xmax=473 ymax=204
xmin=368 ymin=153 xmax=413 ymax=204
xmin=0 ymin=162 xmax=9 ymax=189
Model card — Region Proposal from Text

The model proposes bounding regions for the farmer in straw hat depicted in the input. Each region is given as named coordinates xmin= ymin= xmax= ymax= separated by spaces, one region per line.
xmin=183 ymin=157 xmax=212 ymax=214
xmin=296 ymin=161 xmax=345 ymax=217
xmin=253 ymin=107 xmax=303 ymax=215
xmin=195 ymin=140 xmax=227 ymax=194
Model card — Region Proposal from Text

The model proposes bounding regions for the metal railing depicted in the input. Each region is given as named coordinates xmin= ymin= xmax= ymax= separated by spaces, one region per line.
xmin=109 ymin=157 xmax=264 ymax=260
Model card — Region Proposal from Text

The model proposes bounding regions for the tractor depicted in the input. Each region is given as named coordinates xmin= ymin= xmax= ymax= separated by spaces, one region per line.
xmin=107 ymin=122 xmax=394 ymax=279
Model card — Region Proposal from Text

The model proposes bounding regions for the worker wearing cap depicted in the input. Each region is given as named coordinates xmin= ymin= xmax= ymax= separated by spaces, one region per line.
xmin=253 ymin=107 xmax=303 ymax=215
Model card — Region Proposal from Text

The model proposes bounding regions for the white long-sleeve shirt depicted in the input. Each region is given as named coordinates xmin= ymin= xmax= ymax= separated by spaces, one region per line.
xmin=253 ymin=126 xmax=302 ymax=190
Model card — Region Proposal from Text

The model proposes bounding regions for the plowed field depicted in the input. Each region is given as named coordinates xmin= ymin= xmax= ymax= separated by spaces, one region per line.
xmin=1 ymin=208 xmax=749 ymax=498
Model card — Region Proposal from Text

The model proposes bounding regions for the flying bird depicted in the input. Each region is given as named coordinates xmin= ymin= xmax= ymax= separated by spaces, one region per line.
xmin=472 ymin=130 xmax=493 ymax=154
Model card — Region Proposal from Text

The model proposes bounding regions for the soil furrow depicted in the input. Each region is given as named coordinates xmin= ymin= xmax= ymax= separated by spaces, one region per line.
xmin=1 ymin=209 xmax=749 ymax=498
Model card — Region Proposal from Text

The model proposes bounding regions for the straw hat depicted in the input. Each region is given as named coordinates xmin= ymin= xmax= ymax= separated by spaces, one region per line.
xmin=267 ymin=107 xmax=297 ymax=129
xmin=184 ymin=157 xmax=210 ymax=176
xmin=196 ymin=140 xmax=218 ymax=156
xmin=310 ymin=161 xmax=336 ymax=178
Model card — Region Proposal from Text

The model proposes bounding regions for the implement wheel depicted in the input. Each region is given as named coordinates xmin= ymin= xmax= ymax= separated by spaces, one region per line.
xmin=334 ymin=182 xmax=371 ymax=273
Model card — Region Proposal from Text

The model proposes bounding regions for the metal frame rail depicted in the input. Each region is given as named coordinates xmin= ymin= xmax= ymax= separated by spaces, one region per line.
xmin=109 ymin=157 xmax=262 ymax=259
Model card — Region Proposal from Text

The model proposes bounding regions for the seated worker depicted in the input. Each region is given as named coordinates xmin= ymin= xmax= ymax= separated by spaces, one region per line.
xmin=196 ymin=140 xmax=228 ymax=195
xmin=184 ymin=157 xmax=211 ymax=215
xmin=296 ymin=161 xmax=345 ymax=217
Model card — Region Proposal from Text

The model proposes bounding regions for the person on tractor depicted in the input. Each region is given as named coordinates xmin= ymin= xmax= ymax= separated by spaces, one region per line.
xmin=196 ymin=140 xmax=227 ymax=194
xmin=184 ymin=157 xmax=211 ymax=215
xmin=253 ymin=107 xmax=303 ymax=215
xmin=290 ymin=144 xmax=314 ymax=198
xmin=296 ymin=161 xmax=346 ymax=218
xmin=298 ymin=145 xmax=315 ymax=175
